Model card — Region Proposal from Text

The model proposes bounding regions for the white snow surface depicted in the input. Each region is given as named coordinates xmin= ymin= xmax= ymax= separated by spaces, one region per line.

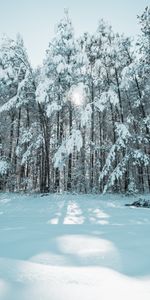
xmin=0 ymin=193 xmax=150 ymax=300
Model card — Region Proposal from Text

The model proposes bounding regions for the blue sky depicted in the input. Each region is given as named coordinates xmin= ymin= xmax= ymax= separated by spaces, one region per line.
xmin=0 ymin=0 xmax=149 ymax=66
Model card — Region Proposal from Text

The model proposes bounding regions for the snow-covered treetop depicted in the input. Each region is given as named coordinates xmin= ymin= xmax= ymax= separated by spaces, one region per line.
xmin=0 ymin=34 xmax=34 ymax=113
xmin=55 ymin=9 xmax=74 ymax=40
xmin=138 ymin=6 xmax=150 ymax=35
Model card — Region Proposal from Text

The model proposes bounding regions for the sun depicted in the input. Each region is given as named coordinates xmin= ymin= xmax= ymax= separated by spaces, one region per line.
xmin=72 ymin=91 xmax=82 ymax=106
xmin=69 ymin=84 xmax=86 ymax=106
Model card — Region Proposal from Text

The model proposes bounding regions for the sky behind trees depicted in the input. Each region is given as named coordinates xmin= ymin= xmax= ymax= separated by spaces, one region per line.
xmin=0 ymin=0 xmax=149 ymax=66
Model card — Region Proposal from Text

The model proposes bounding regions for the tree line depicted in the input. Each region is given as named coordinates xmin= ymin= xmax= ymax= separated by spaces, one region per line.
xmin=0 ymin=7 xmax=149 ymax=193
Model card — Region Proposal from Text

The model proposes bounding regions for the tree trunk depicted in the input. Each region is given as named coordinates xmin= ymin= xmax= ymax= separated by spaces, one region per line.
xmin=67 ymin=103 xmax=72 ymax=191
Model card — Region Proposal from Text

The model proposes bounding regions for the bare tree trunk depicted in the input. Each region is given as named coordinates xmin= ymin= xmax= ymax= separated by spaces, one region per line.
xmin=9 ymin=113 xmax=15 ymax=161
xmin=14 ymin=108 xmax=21 ymax=190
xmin=67 ymin=103 xmax=72 ymax=191
xmin=115 ymin=68 xmax=129 ymax=192
xmin=38 ymin=103 xmax=50 ymax=192
xmin=54 ymin=111 xmax=60 ymax=192
xmin=90 ymin=80 xmax=95 ymax=192
xmin=80 ymin=127 xmax=86 ymax=193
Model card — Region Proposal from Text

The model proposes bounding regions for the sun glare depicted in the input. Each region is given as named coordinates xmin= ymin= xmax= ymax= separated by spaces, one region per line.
xmin=72 ymin=91 xmax=82 ymax=106
xmin=69 ymin=84 xmax=86 ymax=106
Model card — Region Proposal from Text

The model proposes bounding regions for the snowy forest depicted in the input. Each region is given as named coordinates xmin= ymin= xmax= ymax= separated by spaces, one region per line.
xmin=0 ymin=7 xmax=149 ymax=194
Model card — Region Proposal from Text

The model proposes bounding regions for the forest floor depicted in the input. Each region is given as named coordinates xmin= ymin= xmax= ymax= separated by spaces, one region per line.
xmin=0 ymin=192 xmax=150 ymax=300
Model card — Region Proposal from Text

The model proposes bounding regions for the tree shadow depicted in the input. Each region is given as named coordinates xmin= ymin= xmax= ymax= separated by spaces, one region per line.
xmin=0 ymin=193 xmax=150 ymax=279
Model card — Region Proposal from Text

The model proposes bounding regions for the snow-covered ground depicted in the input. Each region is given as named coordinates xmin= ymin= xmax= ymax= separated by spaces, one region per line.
xmin=0 ymin=193 xmax=150 ymax=300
